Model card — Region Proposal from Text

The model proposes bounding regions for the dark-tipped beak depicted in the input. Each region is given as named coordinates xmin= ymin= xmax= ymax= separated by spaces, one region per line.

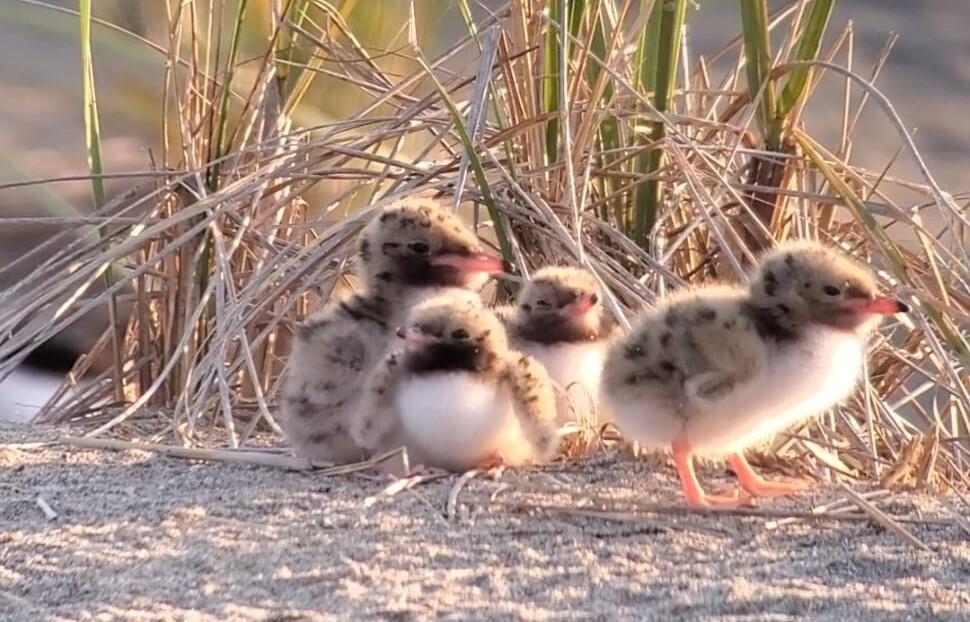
xmin=843 ymin=296 xmax=909 ymax=316
xmin=430 ymin=252 xmax=507 ymax=275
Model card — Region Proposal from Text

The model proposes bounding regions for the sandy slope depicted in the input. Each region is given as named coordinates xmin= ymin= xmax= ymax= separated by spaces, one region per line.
xmin=1 ymin=422 xmax=968 ymax=621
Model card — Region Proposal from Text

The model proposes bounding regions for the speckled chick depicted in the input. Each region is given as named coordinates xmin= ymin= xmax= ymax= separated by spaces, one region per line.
xmin=505 ymin=267 xmax=617 ymax=426
xmin=281 ymin=198 xmax=506 ymax=464
xmin=602 ymin=241 xmax=908 ymax=506
xmin=349 ymin=291 xmax=559 ymax=472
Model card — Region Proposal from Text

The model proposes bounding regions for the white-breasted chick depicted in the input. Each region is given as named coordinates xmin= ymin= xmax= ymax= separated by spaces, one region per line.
xmin=281 ymin=198 xmax=507 ymax=464
xmin=349 ymin=291 xmax=558 ymax=472
xmin=505 ymin=267 xmax=617 ymax=426
xmin=602 ymin=240 xmax=908 ymax=506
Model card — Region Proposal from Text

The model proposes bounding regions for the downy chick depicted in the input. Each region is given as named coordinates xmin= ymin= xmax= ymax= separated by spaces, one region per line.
xmin=506 ymin=267 xmax=616 ymax=426
xmin=350 ymin=291 xmax=558 ymax=472
xmin=281 ymin=198 xmax=507 ymax=464
xmin=602 ymin=240 xmax=908 ymax=506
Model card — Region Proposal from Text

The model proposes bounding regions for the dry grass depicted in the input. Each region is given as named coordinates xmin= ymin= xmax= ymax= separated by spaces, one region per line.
xmin=0 ymin=1 xmax=967 ymax=494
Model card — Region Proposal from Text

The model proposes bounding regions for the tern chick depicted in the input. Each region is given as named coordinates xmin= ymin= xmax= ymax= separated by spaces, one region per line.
xmin=281 ymin=198 xmax=506 ymax=464
xmin=505 ymin=267 xmax=616 ymax=426
xmin=350 ymin=291 xmax=558 ymax=472
xmin=602 ymin=240 xmax=908 ymax=506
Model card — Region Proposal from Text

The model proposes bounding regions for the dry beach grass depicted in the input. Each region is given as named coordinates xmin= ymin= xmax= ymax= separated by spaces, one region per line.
xmin=0 ymin=0 xmax=969 ymax=618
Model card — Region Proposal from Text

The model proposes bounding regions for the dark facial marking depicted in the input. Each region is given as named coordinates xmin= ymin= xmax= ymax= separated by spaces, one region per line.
xmin=520 ymin=303 xmax=532 ymax=313
xmin=824 ymin=285 xmax=841 ymax=296
xmin=396 ymin=254 xmax=477 ymax=288
xmin=408 ymin=241 xmax=430 ymax=255
xmin=381 ymin=242 xmax=399 ymax=254
xmin=777 ymin=304 xmax=791 ymax=315
xmin=784 ymin=254 xmax=795 ymax=268
xmin=763 ymin=282 xmax=777 ymax=297
xmin=406 ymin=342 xmax=497 ymax=374
xmin=660 ymin=331 xmax=672 ymax=347
xmin=722 ymin=319 xmax=736 ymax=329
xmin=359 ymin=239 xmax=371 ymax=262
xmin=518 ymin=312 xmax=599 ymax=344
xmin=451 ymin=328 xmax=470 ymax=340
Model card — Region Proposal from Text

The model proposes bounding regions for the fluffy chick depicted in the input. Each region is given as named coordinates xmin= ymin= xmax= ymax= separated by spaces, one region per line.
xmin=349 ymin=291 xmax=558 ymax=472
xmin=505 ymin=267 xmax=617 ymax=426
xmin=281 ymin=198 xmax=506 ymax=464
xmin=602 ymin=241 xmax=908 ymax=506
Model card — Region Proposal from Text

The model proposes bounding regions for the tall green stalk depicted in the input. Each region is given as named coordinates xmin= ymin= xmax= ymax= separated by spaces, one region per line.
xmin=209 ymin=0 xmax=250 ymax=191
xmin=80 ymin=0 xmax=123 ymax=399
xmin=543 ymin=0 xmax=588 ymax=166
xmin=632 ymin=0 xmax=687 ymax=246
xmin=739 ymin=0 xmax=779 ymax=147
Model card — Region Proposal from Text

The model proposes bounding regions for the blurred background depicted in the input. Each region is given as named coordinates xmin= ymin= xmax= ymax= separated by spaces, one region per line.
xmin=1 ymin=0 xmax=968 ymax=422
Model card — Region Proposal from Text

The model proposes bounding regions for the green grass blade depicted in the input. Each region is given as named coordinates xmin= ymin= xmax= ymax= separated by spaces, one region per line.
xmin=209 ymin=0 xmax=250 ymax=191
xmin=635 ymin=0 xmax=662 ymax=94
xmin=777 ymin=0 xmax=836 ymax=117
xmin=739 ymin=0 xmax=780 ymax=146
xmin=80 ymin=0 xmax=124 ymax=399
xmin=632 ymin=0 xmax=687 ymax=245
xmin=543 ymin=0 xmax=565 ymax=164
xmin=79 ymin=0 xmax=104 ymax=209
xmin=416 ymin=55 xmax=512 ymax=260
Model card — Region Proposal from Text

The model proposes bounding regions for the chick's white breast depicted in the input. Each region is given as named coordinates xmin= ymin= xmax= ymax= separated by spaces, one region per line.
xmin=396 ymin=373 xmax=529 ymax=470
xmin=521 ymin=341 xmax=609 ymax=423
xmin=686 ymin=326 xmax=865 ymax=455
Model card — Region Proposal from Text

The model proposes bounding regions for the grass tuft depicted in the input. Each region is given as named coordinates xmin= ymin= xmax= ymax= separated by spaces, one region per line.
xmin=0 ymin=0 xmax=967 ymax=493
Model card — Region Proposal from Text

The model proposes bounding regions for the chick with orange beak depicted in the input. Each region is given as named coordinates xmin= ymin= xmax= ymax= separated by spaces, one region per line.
xmin=281 ymin=198 xmax=507 ymax=464
xmin=505 ymin=267 xmax=618 ymax=427
xmin=602 ymin=241 xmax=908 ymax=506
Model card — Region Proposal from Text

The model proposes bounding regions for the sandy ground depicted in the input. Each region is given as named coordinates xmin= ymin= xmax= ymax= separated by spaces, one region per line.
xmin=1 ymin=423 xmax=968 ymax=622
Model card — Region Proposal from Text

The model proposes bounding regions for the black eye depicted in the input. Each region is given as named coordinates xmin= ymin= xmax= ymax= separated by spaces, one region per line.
xmin=451 ymin=329 xmax=470 ymax=340
xmin=418 ymin=324 xmax=433 ymax=334
xmin=408 ymin=241 xmax=430 ymax=256
xmin=589 ymin=293 xmax=599 ymax=305
xmin=824 ymin=285 xmax=841 ymax=296
xmin=536 ymin=300 xmax=551 ymax=308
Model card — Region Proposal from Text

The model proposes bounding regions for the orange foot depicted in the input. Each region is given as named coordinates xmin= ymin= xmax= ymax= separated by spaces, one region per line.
xmin=672 ymin=437 xmax=755 ymax=508
xmin=477 ymin=451 xmax=507 ymax=470
xmin=728 ymin=453 xmax=812 ymax=498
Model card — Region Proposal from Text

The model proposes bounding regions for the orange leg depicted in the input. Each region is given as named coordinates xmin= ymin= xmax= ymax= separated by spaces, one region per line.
xmin=728 ymin=453 xmax=812 ymax=497
xmin=672 ymin=437 xmax=752 ymax=507
xmin=477 ymin=450 xmax=507 ymax=470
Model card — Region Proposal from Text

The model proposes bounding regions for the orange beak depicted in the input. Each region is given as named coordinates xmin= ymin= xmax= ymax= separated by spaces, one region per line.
xmin=563 ymin=293 xmax=598 ymax=317
xmin=840 ymin=296 xmax=909 ymax=316
xmin=430 ymin=252 xmax=509 ymax=275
